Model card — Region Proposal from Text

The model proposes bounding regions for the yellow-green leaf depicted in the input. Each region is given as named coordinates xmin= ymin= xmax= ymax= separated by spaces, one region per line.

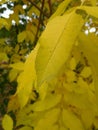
xmin=2 ymin=114 xmax=13 ymax=130
xmin=35 ymin=9 xmax=84 ymax=86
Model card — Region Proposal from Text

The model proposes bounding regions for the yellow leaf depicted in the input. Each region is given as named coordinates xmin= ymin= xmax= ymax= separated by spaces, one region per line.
xmin=90 ymin=0 xmax=96 ymax=5
xmin=79 ymin=6 xmax=98 ymax=18
xmin=10 ymin=62 xmax=24 ymax=70
xmin=60 ymin=126 xmax=68 ymax=130
xmin=81 ymin=109 xmax=95 ymax=129
xmin=16 ymin=44 xmax=39 ymax=108
xmin=38 ymin=82 xmax=48 ymax=100
xmin=26 ymin=31 xmax=35 ymax=42
xmin=80 ymin=66 xmax=92 ymax=78
xmin=35 ymin=108 xmax=60 ymax=130
xmin=18 ymin=126 xmax=32 ymax=130
xmin=50 ymin=0 xmax=72 ymax=20
xmin=15 ymin=44 xmax=20 ymax=53
xmin=0 ymin=52 xmax=9 ymax=62
xmin=78 ymin=33 xmax=98 ymax=105
xmin=18 ymin=31 xmax=27 ymax=43
xmin=62 ymin=109 xmax=84 ymax=130
xmin=9 ymin=13 xmax=19 ymax=25
xmin=69 ymin=57 xmax=76 ymax=70
xmin=0 ymin=18 xmax=10 ymax=30
xmin=35 ymin=9 xmax=84 ymax=86
xmin=31 ymin=94 xmax=61 ymax=111
xmin=8 ymin=94 xmax=20 ymax=112
xmin=9 ymin=69 xmax=19 ymax=82
xmin=2 ymin=114 xmax=13 ymax=130
xmin=43 ymin=124 xmax=59 ymax=130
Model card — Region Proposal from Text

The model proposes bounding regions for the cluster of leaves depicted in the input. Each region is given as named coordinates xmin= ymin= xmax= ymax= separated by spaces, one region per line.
xmin=0 ymin=0 xmax=63 ymax=129
xmin=1 ymin=0 xmax=98 ymax=130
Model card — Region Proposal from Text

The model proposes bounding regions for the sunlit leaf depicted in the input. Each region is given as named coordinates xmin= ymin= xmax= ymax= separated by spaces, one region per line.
xmin=36 ymin=9 xmax=84 ymax=86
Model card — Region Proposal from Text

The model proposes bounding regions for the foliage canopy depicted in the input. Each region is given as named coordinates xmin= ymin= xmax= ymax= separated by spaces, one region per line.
xmin=0 ymin=0 xmax=98 ymax=130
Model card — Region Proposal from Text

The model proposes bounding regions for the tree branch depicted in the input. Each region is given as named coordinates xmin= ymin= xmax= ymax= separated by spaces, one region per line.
xmin=28 ymin=0 xmax=49 ymax=18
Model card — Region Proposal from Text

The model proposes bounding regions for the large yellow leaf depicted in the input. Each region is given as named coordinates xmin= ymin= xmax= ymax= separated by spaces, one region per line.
xmin=35 ymin=10 xmax=84 ymax=86
xmin=78 ymin=33 xmax=98 ymax=105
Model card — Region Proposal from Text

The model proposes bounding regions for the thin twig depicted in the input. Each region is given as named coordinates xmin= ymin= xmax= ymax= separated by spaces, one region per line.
xmin=48 ymin=0 xmax=52 ymax=16
xmin=34 ymin=0 xmax=45 ymax=44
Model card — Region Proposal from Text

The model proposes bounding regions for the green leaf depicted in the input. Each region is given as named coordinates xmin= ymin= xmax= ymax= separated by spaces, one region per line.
xmin=35 ymin=10 xmax=84 ymax=86
xmin=62 ymin=109 xmax=84 ymax=130
xmin=2 ymin=114 xmax=13 ymax=130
